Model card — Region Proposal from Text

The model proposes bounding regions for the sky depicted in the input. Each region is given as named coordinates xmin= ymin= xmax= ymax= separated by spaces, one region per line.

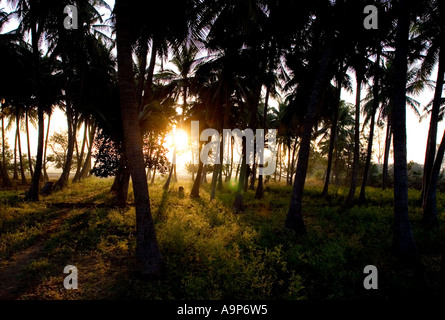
xmin=1 ymin=0 xmax=444 ymax=171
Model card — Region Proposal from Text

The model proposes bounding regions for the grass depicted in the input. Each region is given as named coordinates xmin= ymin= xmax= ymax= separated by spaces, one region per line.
xmin=1 ymin=176 xmax=445 ymax=300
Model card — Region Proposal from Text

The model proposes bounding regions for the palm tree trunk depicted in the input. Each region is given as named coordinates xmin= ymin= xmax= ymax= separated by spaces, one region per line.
xmin=16 ymin=114 xmax=26 ymax=185
xmin=0 ymin=158 xmax=11 ymax=187
xmin=25 ymin=109 xmax=33 ymax=177
xmin=1 ymin=115 xmax=5 ymax=167
xmin=255 ymin=83 xmax=271 ymax=199
xmin=116 ymin=0 xmax=162 ymax=275
xmin=382 ymin=119 xmax=391 ymax=190
xmin=423 ymin=129 xmax=445 ymax=228
xmin=25 ymin=21 xmax=43 ymax=201
xmin=54 ymin=104 xmax=75 ymax=191
xmin=289 ymin=137 xmax=298 ymax=185
xmin=80 ymin=123 xmax=95 ymax=179
xmin=284 ymin=37 xmax=333 ymax=234
xmin=163 ymin=147 xmax=176 ymax=190
xmin=137 ymin=40 xmax=148 ymax=108
xmin=43 ymin=114 xmax=51 ymax=182
xmin=392 ymin=0 xmax=418 ymax=259
xmin=345 ymin=73 xmax=363 ymax=207
xmin=26 ymin=107 xmax=44 ymax=201
xmin=202 ymin=164 xmax=208 ymax=184
xmin=422 ymin=37 xmax=445 ymax=206
xmin=13 ymin=129 xmax=18 ymax=180
xmin=359 ymin=49 xmax=381 ymax=203
xmin=73 ymin=120 xmax=88 ymax=183
xmin=233 ymin=140 xmax=247 ymax=213
xmin=286 ymin=142 xmax=291 ymax=185
xmin=322 ymin=83 xmax=341 ymax=197
xmin=190 ymin=159 xmax=203 ymax=198
xmin=142 ymin=37 xmax=159 ymax=107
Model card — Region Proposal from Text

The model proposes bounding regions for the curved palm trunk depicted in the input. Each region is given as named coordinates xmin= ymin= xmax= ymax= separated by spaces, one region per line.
xmin=285 ymin=38 xmax=332 ymax=234
xmin=345 ymin=73 xmax=363 ymax=207
xmin=422 ymin=37 xmax=445 ymax=205
xmin=116 ymin=1 xmax=162 ymax=275
xmin=392 ymin=0 xmax=418 ymax=259
xmin=423 ymin=129 xmax=445 ymax=228
xmin=43 ymin=114 xmax=51 ymax=182
xmin=25 ymin=109 xmax=33 ymax=177
xmin=80 ymin=124 xmax=95 ymax=179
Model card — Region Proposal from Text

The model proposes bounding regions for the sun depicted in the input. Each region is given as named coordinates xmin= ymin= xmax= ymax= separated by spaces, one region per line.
xmin=173 ymin=128 xmax=189 ymax=151
xmin=165 ymin=127 xmax=189 ymax=150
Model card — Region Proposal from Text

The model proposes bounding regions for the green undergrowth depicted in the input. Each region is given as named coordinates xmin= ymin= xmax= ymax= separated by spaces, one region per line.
xmin=1 ymin=177 xmax=445 ymax=300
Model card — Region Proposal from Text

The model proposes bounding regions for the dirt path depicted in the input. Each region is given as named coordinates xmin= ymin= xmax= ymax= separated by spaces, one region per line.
xmin=0 ymin=191 xmax=105 ymax=300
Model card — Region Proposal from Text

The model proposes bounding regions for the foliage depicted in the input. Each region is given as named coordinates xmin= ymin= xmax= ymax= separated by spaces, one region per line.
xmin=47 ymin=131 xmax=77 ymax=170
xmin=91 ymin=129 xmax=121 ymax=178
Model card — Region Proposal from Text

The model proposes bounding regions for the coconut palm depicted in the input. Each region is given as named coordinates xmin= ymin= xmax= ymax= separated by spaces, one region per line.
xmin=391 ymin=0 xmax=419 ymax=259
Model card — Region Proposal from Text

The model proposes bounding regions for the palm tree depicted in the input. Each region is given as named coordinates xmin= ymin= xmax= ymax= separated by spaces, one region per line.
xmin=358 ymin=48 xmax=381 ymax=203
xmin=345 ymin=48 xmax=371 ymax=207
xmin=391 ymin=0 xmax=418 ymax=259
xmin=418 ymin=0 xmax=445 ymax=213
xmin=114 ymin=0 xmax=166 ymax=275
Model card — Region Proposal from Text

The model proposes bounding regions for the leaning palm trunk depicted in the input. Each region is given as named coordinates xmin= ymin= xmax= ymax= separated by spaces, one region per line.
xmin=79 ymin=123 xmax=96 ymax=179
xmin=285 ymin=38 xmax=333 ymax=234
xmin=422 ymin=38 xmax=445 ymax=206
xmin=190 ymin=159 xmax=204 ymax=198
xmin=423 ymin=128 xmax=445 ymax=228
xmin=116 ymin=0 xmax=162 ymax=275
xmin=73 ymin=120 xmax=88 ymax=183
xmin=391 ymin=0 xmax=418 ymax=259
xmin=163 ymin=147 xmax=176 ymax=190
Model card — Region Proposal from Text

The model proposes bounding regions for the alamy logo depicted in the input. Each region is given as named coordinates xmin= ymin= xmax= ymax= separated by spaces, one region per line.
xmin=363 ymin=5 xmax=378 ymax=30
xmin=63 ymin=265 xmax=78 ymax=289
xmin=63 ymin=5 xmax=78 ymax=30
xmin=190 ymin=121 xmax=277 ymax=176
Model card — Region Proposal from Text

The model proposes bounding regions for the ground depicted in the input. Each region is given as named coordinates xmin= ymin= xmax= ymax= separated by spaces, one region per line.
xmin=0 ymin=176 xmax=444 ymax=300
